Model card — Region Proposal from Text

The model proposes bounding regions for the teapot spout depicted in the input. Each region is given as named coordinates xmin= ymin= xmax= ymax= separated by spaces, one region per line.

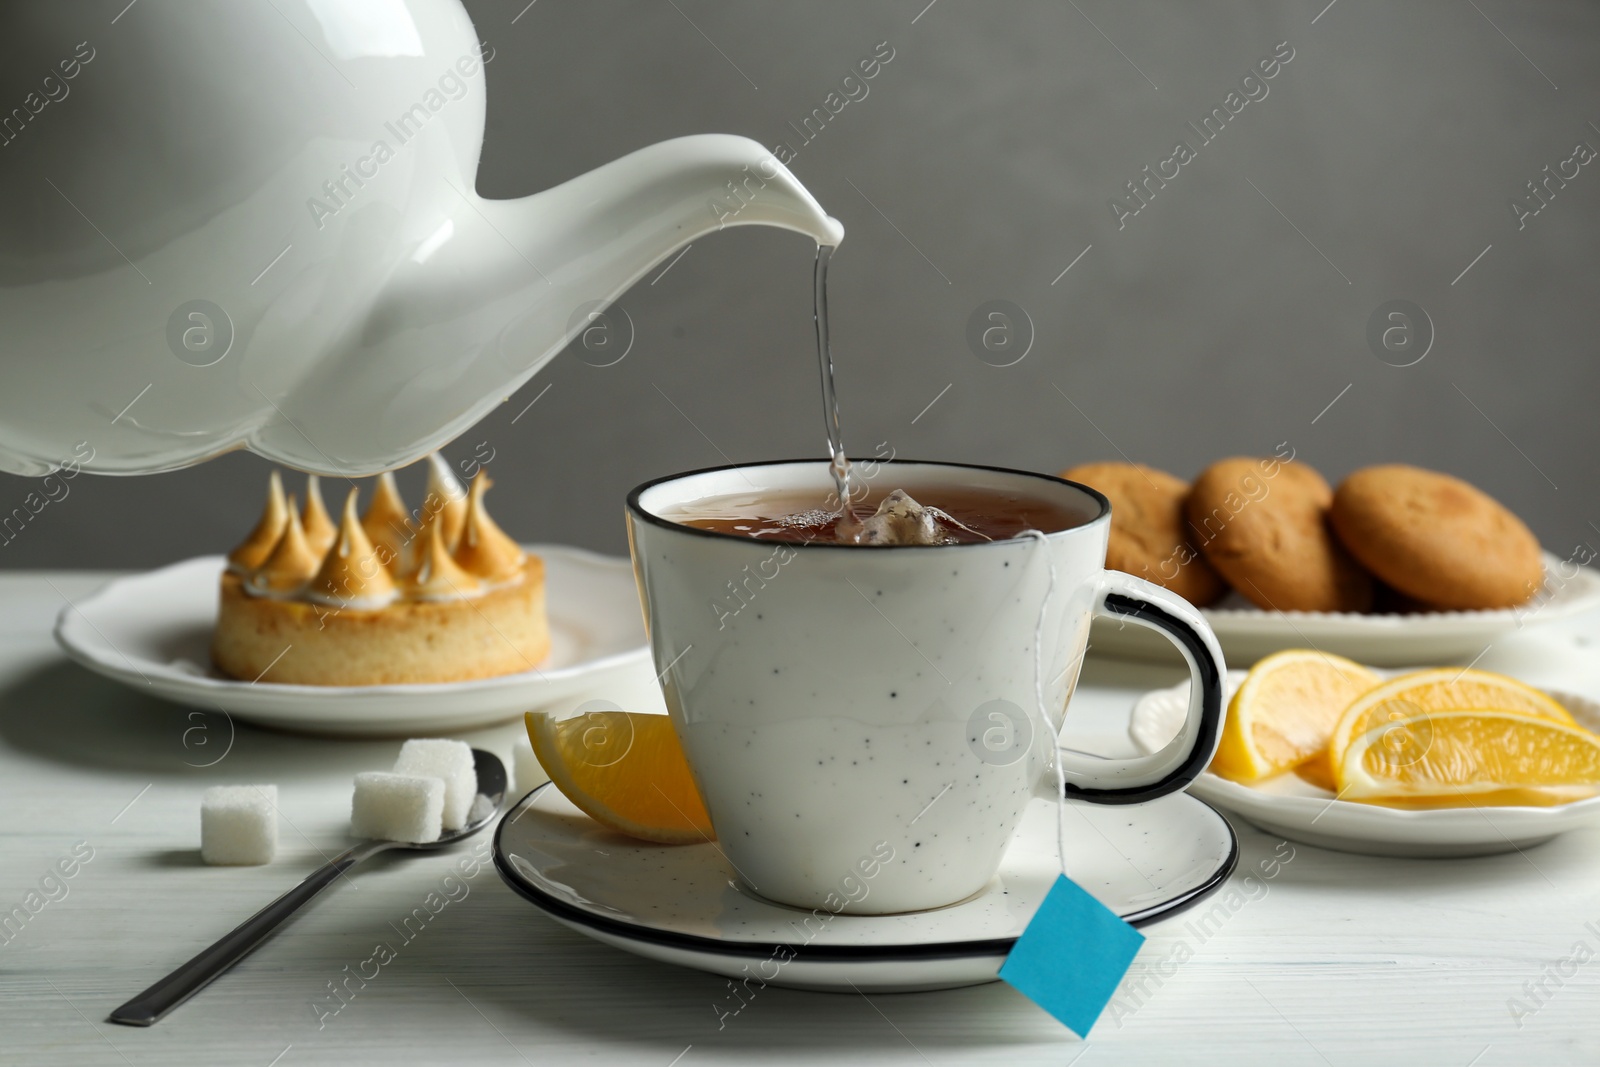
xmin=367 ymin=133 xmax=843 ymax=360
xmin=533 ymin=131 xmax=840 ymax=243
xmin=288 ymin=136 xmax=841 ymax=475
xmin=482 ymin=133 xmax=844 ymax=288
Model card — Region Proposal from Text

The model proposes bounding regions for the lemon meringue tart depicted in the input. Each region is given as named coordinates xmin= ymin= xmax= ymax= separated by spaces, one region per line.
xmin=212 ymin=458 xmax=549 ymax=686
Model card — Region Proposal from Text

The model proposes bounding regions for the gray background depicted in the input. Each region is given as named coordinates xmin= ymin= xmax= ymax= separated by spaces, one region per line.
xmin=4 ymin=0 xmax=1598 ymax=569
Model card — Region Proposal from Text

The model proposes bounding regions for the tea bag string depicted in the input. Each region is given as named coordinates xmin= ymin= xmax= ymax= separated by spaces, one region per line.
xmin=1016 ymin=529 xmax=1068 ymax=874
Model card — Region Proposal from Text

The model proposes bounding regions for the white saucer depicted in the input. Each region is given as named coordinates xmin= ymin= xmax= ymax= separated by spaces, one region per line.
xmin=53 ymin=546 xmax=649 ymax=736
xmin=492 ymin=782 xmax=1237 ymax=993
xmin=1130 ymin=671 xmax=1600 ymax=858
xmin=1094 ymin=555 xmax=1600 ymax=666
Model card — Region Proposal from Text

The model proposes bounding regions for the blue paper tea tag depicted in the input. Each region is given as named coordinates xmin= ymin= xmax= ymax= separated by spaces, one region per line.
xmin=998 ymin=873 xmax=1145 ymax=1037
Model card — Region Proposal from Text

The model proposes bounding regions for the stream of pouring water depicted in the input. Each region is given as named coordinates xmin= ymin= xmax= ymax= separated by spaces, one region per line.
xmin=813 ymin=245 xmax=857 ymax=529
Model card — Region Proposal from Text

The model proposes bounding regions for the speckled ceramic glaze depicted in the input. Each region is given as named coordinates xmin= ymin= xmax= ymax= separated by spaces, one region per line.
xmin=626 ymin=460 xmax=1227 ymax=914
xmin=494 ymin=782 xmax=1238 ymax=992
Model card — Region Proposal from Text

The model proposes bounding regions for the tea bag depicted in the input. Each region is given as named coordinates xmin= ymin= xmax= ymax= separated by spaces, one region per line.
xmin=853 ymin=489 xmax=941 ymax=545
xmin=848 ymin=489 xmax=991 ymax=546
xmin=996 ymin=529 xmax=1145 ymax=1036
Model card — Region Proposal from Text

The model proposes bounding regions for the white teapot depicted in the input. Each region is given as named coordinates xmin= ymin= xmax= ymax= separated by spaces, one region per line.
xmin=0 ymin=0 xmax=841 ymax=476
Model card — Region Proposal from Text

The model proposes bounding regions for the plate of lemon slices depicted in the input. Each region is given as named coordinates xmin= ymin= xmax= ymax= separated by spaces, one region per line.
xmin=1129 ymin=652 xmax=1600 ymax=857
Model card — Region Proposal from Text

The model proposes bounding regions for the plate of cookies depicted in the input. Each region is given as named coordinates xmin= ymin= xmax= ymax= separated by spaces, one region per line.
xmin=1064 ymin=458 xmax=1600 ymax=666
xmin=54 ymin=459 xmax=651 ymax=736
xmin=1129 ymin=658 xmax=1600 ymax=857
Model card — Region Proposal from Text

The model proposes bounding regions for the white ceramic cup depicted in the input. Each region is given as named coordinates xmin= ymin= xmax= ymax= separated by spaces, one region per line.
xmin=626 ymin=460 xmax=1225 ymax=915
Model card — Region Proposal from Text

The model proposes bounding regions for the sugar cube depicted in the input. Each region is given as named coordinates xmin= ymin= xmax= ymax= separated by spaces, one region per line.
xmin=393 ymin=739 xmax=477 ymax=830
xmin=201 ymin=785 xmax=278 ymax=866
xmin=351 ymin=772 xmax=444 ymax=844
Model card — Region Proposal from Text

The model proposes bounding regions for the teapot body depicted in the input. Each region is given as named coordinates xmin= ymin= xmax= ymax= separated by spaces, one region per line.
xmin=0 ymin=0 xmax=840 ymax=475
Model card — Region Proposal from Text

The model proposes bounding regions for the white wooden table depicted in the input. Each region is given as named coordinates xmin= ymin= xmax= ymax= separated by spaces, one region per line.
xmin=2 ymin=570 xmax=1597 ymax=1065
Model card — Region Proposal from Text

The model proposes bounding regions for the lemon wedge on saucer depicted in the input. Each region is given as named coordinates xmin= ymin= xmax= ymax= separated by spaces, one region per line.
xmin=526 ymin=709 xmax=713 ymax=844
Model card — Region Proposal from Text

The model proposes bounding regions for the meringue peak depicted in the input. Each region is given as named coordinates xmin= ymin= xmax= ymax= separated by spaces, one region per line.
xmin=361 ymin=471 xmax=413 ymax=572
xmin=422 ymin=452 xmax=469 ymax=552
xmin=402 ymin=516 xmax=484 ymax=601
xmin=454 ymin=470 xmax=525 ymax=583
xmin=310 ymin=489 xmax=397 ymax=609
xmin=301 ymin=474 xmax=337 ymax=557
xmin=227 ymin=470 xmax=289 ymax=574
xmin=247 ymin=496 xmax=320 ymax=596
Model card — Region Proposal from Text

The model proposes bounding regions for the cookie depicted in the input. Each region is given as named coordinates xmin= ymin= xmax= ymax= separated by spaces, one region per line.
xmin=1186 ymin=456 xmax=1373 ymax=612
xmin=1062 ymin=462 xmax=1226 ymax=606
xmin=1330 ymin=465 xmax=1543 ymax=610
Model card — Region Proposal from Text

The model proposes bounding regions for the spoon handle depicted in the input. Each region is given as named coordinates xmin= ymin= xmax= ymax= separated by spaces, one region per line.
xmin=109 ymin=840 xmax=390 ymax=1026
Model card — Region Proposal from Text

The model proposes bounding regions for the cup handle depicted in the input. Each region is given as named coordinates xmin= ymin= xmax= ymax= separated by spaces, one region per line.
xmin=1056 ymin=570 xmax=1226 ymax=805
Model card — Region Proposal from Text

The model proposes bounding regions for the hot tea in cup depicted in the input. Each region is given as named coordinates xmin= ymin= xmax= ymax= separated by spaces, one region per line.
xmin=670 ymin=482 xmax=1089 ymax=545
xmin=626 ymin=459 xmax=1224 ymax=915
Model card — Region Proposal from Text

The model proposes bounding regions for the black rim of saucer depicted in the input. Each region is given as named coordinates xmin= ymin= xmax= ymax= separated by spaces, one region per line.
xmin=624 ymin=457 xmax=1112 ymax=551
xmin=491 ymin=783 xmax=1240 ymax=963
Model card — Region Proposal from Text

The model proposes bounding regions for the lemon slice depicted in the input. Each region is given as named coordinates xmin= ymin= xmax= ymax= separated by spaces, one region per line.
xmin=1210 ymin=649 xmax=1381 ymax=783
xmin=1324 ymin=668 xmax=1573 ymax=786
xmin=1336 ymin=708 xmax=1600 ymax=802
xmin=526 ymin=709 xmax=713 ymax=844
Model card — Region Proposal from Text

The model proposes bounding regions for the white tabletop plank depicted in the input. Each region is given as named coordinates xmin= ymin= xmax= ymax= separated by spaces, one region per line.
xmin=2 ymin=571 xmax=1598 ymax=1065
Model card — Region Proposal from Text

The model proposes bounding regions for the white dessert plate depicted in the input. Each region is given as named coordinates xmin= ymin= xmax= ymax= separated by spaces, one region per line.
xmin=53 ymin=546 xmax=649 ymax=736
xmin=1093 ymin=554 xmax=1600 ymax=667
xmin=1129 ymin=670 xmax=1600 ymax=858
xmin=493 ymin=782 xmax=1238 ymax=993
